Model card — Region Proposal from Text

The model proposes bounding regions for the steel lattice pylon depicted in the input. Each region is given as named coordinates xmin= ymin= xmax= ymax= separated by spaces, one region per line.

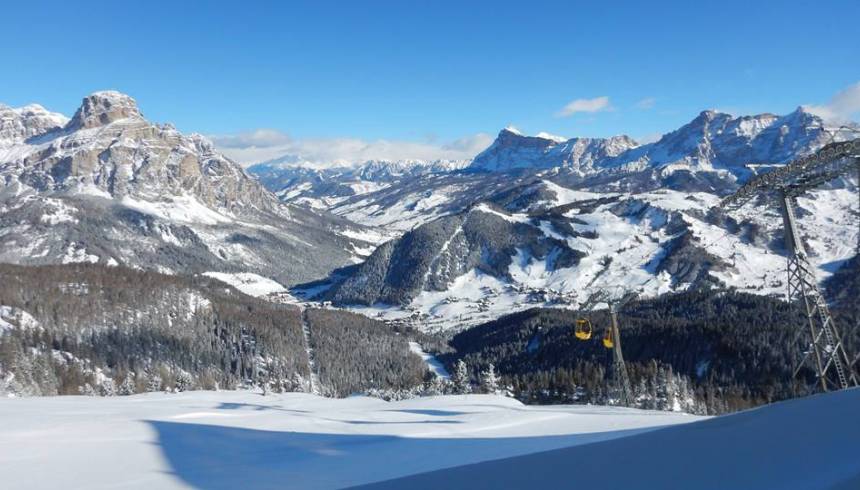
xmin=577 ymin=290 xmax=636 ymax=405
xmin=607 ymin=303 xmax=633 ymax=406
xmin=719 ymin=138 xmax=860 ymax=392
xmin=781 ymin=194 xmax=857 ymax=391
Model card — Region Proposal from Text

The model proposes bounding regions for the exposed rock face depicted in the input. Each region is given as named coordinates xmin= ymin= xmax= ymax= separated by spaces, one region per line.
xmin=471 ymin=129 xmax=638 ymax=173
xmin=0 ymin=92 xmax=375 ymax=285
xmin=0 ymin=104 xmax=68 ymax=142
xmin=66 ymin=91 xmax=143 ymax=130
xmin=5 ymin=92 xmax=270 ymax=212
xmin=606 ymin=108 xmax=845 ymax=176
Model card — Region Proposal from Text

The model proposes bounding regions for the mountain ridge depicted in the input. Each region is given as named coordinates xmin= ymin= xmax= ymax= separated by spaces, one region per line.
xmin=0 ymin=91 xmax=374 ymax=285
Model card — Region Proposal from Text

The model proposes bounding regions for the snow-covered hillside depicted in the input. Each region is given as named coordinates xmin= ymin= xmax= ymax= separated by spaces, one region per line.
xmin=1 ymin=389 xmax=856 ymax=489
xmin=326 ymin=179 xmax=858 ymax=332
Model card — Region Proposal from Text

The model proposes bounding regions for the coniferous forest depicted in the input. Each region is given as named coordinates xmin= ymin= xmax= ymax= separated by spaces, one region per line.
xmin=1 ymin=260 xmax=857 ymax=416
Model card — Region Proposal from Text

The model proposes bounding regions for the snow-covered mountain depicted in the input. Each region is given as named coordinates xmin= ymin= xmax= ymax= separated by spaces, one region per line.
xmin=601 ymin=107 xmax=851 ymax=177
xmin=324 ymin=178 xmax=858 ymax=332
xmin=470 ymin=127 xmax=638 ymax=173
xmin=0 ymin=91 xmax=375 ymax=285
xmin=249 ymin=158 xmax=470 ymax=209
xmin=471 ymin=108 xmax=855 ymax=178
xmin=253 ymin=108 xmax=857 ymax=239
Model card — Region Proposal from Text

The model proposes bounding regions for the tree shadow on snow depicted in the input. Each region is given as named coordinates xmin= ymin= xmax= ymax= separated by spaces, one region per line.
xmin=216 ymin=402 xmax=310 ymax=413
xmin=383 ymin=409 xmax=470 ymax=417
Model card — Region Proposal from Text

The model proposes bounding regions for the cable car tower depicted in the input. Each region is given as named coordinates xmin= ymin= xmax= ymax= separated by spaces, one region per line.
xmin=576 ymin=290 xmax=639 ymax=406
xmin=718 ymin=138 xmax=860 ymax=392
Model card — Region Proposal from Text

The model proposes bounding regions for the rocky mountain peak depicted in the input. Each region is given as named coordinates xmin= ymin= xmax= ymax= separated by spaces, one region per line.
xmin=0 ymin=103 xmax=69 ymax=142
xmin=471 ymin=128 xmax=640 ymax=172
xmin=66 ymin=91 xmax=142 ymax=130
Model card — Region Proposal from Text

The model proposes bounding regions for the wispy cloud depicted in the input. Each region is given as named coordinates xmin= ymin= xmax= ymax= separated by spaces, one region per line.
xmin=635 ymin=97 xmax=656 ymax=110
xmin=210 ymin=128 xmax=293 ymax=148
xmin=209 ymin=130 xmax=494 ymax=168
xmin=635 ymin=132 xmax=663 ymax=144
xmin=804 ymin=81 xmax=860 ymax=123
xmin=555 ymin=96 xmax=612 ymax=117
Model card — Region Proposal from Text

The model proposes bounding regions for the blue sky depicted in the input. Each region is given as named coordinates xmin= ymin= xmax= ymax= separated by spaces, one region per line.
xmin=3 ymin=0 xmax=859 ymax=164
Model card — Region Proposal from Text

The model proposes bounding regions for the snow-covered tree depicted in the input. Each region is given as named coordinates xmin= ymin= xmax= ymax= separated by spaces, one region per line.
xmin=118 ymin=374 xmax=136 ymax=396
xmin=147 ymin=373 xmax=162 ymax=393
xmin=79 ymin=383 xmax=97 ymax=396
xmin=452 ymin=360 xmax=471 ymax=394
xmin=423 ymin=375 xmax=448 ymax=396
xmin=289 ymin=372 xmax=307 ymax=393
xmin=99 ymin=378 xmax=116 ymax=397
xmin=175 ymin=372 xmax=193 ymax=392
xmin=480 ymin=363 xmax=500 ymax=395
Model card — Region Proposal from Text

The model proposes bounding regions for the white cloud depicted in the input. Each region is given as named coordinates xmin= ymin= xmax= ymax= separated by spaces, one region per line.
xmin=211 ymin=128 xmax=292 ymax=148
xmin=635 ymin=97 xmax=657 ymax=110
xmin=804 ymin=81 xmax=860 ymax=123
xmin=210 ymin=130 xmax=494 ymax=168
xmin=635 ymin=132 xmax=663 ymax=144
xmin=555 ymin=96 xmax=612 ymax=117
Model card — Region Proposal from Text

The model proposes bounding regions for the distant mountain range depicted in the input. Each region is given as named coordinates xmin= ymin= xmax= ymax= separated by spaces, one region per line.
xmin=243 ymin=107 xmax=859 ymax=331
xmin=2 ymin=93 xmax=858 ymax=332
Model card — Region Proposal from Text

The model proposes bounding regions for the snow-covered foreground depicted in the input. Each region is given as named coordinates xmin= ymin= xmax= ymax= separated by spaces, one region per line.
xmin=0 ymin=391 xmax=697 ymax=489
xmin=359 ymin=389 xmax=860 ymax=490
xmin=1 ymin=389 xmax=857 ymax=490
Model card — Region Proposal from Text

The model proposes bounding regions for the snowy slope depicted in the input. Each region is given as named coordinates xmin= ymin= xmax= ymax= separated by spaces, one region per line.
xmin=1 ymin=389 xmax=856 ymax=489
xmin=328 ymin=180 xmax=858 ymax=332
xmin=359 ymin=388 xmax=860 ymax=490
xmin=0 ymin=391 xmax=700 ymax=490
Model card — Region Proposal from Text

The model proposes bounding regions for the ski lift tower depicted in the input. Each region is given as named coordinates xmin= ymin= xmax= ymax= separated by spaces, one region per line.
xmin=718 ymin=139 xmax=860 ymax=392
xmin=578 ymin=290 xmax=639 ymax=406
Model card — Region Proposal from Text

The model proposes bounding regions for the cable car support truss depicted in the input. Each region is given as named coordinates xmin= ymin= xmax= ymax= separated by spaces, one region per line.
xmin=718 ymin=138 xmax=860 ymax=392
xmin=577 ymin=290 xmax=639 ymax=406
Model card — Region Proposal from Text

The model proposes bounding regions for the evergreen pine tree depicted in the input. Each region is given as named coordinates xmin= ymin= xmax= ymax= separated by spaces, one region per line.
xmin=118 ymin=374 xmax=136 ymax=396
xmin=452 ymin=360 xmax=471 ymax=394
xmin=175 ymin=372 xmax=193 ymax=392
xmin=479 ymin=363 xmax=499 ymax=395
xmin=99 ymin=378 xmax=116 ymax=397
xmin=147 ymin=373 xmax=162 ymax=393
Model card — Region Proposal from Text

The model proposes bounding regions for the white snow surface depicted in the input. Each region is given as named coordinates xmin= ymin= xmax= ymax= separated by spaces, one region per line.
xmin=408 ymin=342 xmax=450 ymax=379
xmin=359 ymin=388 xmax=860 ymax=490
xmin=202 ymin=272 xmax=287 ymax=297
xmin=1 ymin=390 xmax=857 ymax=489
xmin=0 ymin=305 xmax=40 ymax=332
xmin=0 ymin=391 xmax=701 ymax=489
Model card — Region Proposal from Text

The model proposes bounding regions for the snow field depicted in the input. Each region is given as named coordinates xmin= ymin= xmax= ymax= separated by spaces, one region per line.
xmin=0 ymin=391 xmax=702 ymax=490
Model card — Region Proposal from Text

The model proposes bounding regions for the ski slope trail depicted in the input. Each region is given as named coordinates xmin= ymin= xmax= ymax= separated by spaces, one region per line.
xmin=0 ymin=392 xmax=698 ymax=489
xmin=300 ymin=307 xmax=321 ymax=394
xmin=357 ymin=388 xmax=860 ymax=490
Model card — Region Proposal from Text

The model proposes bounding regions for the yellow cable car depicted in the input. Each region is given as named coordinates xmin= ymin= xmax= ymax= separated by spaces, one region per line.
xmin=574 ymin=318 xmax=593 ymax=340
xmin=602 ymin=329 xmax=614 ymax=349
